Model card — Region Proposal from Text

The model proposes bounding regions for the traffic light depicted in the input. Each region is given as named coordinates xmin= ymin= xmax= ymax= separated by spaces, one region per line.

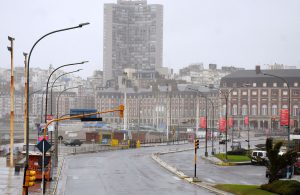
xmin=119 ymin=104 xmax=124 ymax=118
xmin=194 ymin=139 xmax=199 ymax=149
xmin=25 ymin=169 xmax=36 ymax=187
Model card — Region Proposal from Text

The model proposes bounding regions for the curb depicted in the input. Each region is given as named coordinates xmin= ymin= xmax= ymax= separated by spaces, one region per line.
xmin=151 ymin=151 xmax=232 ymax=195
xmin=201 ymin=156 xmax=252 ymax=166
xmin=50 ymin=156 xmax=66 ymax=195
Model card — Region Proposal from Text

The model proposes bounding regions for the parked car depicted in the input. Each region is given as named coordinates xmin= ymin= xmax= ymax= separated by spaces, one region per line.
xmin=251 ymin=150 xmax=267 ymax=165
xmin=219 ymin=139 xmax=231 ymax=144
xmin=64 ymin=139 xmax=82 ymax=146
xmin=231 ymin=141 xmax=241 ymax=151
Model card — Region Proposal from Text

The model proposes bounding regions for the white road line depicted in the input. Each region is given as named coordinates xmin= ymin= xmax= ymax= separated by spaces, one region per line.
xmin=173 ymin=176 xmax=181 ymax=181
xmin=204 ymin=178 xmax=215 ymax=183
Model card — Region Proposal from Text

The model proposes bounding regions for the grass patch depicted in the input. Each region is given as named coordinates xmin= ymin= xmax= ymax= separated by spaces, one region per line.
xmin=214 ymin=153 xmax=251 ymax=162
xmin=215 ymin=184 xmax=277 ymax=195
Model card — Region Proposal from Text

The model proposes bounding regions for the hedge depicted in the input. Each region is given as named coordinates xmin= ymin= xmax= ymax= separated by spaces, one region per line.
xmin=261 ymin=180 xmax=300 ymax=195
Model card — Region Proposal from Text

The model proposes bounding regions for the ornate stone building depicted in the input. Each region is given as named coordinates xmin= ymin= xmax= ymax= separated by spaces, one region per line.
xmin=220 ymin=69 xmax=300 ymax=133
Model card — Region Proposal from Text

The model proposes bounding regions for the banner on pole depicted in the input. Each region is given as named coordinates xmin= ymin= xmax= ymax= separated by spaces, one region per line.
xmin=219 ymin=118 xmax=226 ymax=132
xmin=200 ymin=117 xmax=206 ymax=129
xmin=244 ymin=116 xmax=249 ymax=126
xmin=280 ymin=109 xmax=288 ymax=126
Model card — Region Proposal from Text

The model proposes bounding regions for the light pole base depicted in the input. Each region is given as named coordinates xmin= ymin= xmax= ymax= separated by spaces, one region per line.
xmin=205 ymin=152 xmax=208 ymax=157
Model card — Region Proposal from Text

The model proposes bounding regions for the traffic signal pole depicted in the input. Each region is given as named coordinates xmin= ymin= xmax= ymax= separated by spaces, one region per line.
xmin=43 ymin=105 xmax=124 ymax=138
xmin=194 ymin=139 xmax=199 ymax=179
xmin=194 ymin=142 xmax=197 ymax=178
xmin=39 ymin=105 xmax=124 ymax=194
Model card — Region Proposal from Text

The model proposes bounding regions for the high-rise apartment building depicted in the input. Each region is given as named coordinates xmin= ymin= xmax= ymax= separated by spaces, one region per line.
xmin=103 ymin=0 xmax=163 ymax=84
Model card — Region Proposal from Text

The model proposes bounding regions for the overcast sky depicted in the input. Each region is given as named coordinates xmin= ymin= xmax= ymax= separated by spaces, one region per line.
xmin=1 ymin=0 xmax=300 ymax=78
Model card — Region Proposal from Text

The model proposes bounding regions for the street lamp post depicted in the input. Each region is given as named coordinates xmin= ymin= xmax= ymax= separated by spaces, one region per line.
xmin=50 ymin=69 xmax=82 ymax=115
xmin=45 ymin=62 xmax=87 ymax=123
xmin=25 ymin=23 xmax=90 ymax=180
xmin=7 ymin=36 xmax=15 ymax=168
xmin=206 ymin=85 xmax=235 ymax=161
xmin=256 ymin=66 xmax=291 ymax=148
xmin=187 ymin=87 xmax=211 ymax=157
xmin=55 ymin=86 xmax=81 ymax=166
xmin=45 ymin=63 xmax=85 ymax=146
xmin=123 ymin=72 xmax=128 ymax=134
xmin=23 ymin=53 xmax=28 ymax=146
xmin=263 ymin=73 xmax=291 ymax=148
xmin=207 ymin=98 xmax=215 ymax=155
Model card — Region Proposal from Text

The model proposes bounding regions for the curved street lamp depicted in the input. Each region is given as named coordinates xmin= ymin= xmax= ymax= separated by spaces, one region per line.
xmin=206 ymin=84 xmax=250 ymax=160
xmin=205 ymin=85 xmax=235 ymax=161
xmin=54 ymin=86 xmax=81 ymax=166
xmin=187 ymin=86 xmax=215 ymax=157
xmin=25 ymin=23 xmax=90 ymax=173
xmin=50 ymin=69 xmax=83 ymax=115
xmin=45 ymin=62 xmax=87 ymax=123
xmin=47 ymin=67 xmax=84 ymax=145
xmin=261 ymin=72 xmax=291 ymax=149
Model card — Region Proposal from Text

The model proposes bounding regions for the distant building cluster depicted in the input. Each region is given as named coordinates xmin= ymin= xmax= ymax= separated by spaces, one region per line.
xmin=176 ymin=63 xmax=245 ymax=86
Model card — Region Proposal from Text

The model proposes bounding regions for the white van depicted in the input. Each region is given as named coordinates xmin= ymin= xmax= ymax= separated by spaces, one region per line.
xmin=251 ymin=150 xmax=267 ymax=165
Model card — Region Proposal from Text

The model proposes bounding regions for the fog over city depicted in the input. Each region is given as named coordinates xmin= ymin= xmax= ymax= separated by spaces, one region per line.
xmin=1 ymin=0 xmax=300 ymax=78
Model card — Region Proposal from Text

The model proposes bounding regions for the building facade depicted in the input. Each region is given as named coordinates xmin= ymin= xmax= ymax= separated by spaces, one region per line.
xmin=220 ymin=69 xmax=300 ymax=133
xmin=95 ymin=84 xmax=219 ymax=132
xmin=103 ymin=0 xmax=163 ymax=83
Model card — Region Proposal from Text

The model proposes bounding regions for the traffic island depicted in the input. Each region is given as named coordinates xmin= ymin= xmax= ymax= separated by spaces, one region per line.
xmin=201 ymin=154 xmax=252 ymax=166
xmin=214 ymin=184 xmax=276 ymax=195
xmin=151 ymin=151 xmax=231 ymax=195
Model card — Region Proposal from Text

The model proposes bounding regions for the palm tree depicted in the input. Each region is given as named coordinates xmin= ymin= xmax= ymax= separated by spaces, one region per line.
xmin=265 ymin=138 xmax=297 ymax=183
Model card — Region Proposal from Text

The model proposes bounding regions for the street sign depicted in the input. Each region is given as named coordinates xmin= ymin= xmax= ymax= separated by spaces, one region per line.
xmin=46 ymin=115 xmax=55 ymax=132
xmin=36 ymin=139 xmax=51 ymax=153
xmin=80 ymin=117 xmax=102 ymax=121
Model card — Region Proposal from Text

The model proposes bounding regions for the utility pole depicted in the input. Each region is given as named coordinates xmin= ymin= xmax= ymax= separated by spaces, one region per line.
xmin=169 ymin=85 xmax=172 ymax=143
xmin=8 ymin=36 xmax=15 ymax=167
xmin=23 ymin=53 xmax=28 ymax=146
xmin=205 ymin=97 xmax=208 ymax=157
xmin=177 ymin=95 xmax=181 ymax=142
xmin=123 ymin=72 xmax=128 ymax=133
xmin=166 ymin=84 xmax=171 ymax=143
xmin=196 ymin=92 xmax=199 ymax=139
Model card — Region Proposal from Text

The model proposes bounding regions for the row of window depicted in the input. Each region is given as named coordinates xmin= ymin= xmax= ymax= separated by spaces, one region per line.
xmin=228 ymin=82 xmax=299 ymax=88
xmin=233 ymin=90 xmax=299 ymax=96
xmin=228 ymin=104 xmax=299 ymax=116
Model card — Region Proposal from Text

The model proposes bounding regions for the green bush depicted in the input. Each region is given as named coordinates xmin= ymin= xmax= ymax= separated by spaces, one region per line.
xmin=227 ymin=148 xmax=247 ymax=155
xmin=261 ymin=180 xmax=300 ymax=195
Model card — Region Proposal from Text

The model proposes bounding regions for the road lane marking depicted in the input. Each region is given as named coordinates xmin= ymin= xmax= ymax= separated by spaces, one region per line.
xmin=72 ymin=176 xmax=79 ymax=180
xmin=204 ymin=178 xmax=215 ymax=183
xmin=173 ymin=176 xmax=181 ymax=181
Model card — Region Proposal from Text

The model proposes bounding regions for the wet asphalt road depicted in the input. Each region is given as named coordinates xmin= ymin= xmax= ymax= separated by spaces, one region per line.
xmin=61 ymin=145 xmax=215 ymax=195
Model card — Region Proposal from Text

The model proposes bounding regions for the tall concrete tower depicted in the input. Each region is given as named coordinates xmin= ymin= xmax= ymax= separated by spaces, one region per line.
xmin=103 ymin=0 xmax=163 ymax=84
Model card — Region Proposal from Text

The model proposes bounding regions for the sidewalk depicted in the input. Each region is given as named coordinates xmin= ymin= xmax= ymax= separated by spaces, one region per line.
xmin=0 ymin=144 xmax=130 ymax=195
